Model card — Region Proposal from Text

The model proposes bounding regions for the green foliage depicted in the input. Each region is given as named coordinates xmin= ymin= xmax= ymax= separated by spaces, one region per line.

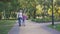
xmin=0 ymin=0 xmax=20 ymax=19
xmin=0 ymin=12 xmax=2 ymax=20
xmin=5 ymin=13 xmax=10 ymax=19
xmin=0 ymin=0 xmax=20 ymax=12
xmin=32 ymin=16 xmax=60 ymax=23
xmin=0 ymin=0 xmax=60 ymax=20
xmin=0 ymin=13 xmax=2 ymax=20
xmin=11 ymin=13 xmax=17 ymax=18
xmin=0 ymin=0 xmax=12 ymax=2
xmin=0 ymin=2 xmax=4 ymax=11
xmin=31 ymin=18 xmax=36 ymax=21
xmin=56 ymin=0 xmax=60 ymax=6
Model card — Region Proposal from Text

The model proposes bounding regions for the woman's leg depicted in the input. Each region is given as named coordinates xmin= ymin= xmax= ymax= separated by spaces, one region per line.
xmin=18 ymin=18 xmax=21 ymax=26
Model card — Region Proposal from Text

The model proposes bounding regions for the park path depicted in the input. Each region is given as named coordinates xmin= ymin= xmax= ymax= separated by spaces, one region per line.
xmin=8 ymin=20 xmax=60 ymax=34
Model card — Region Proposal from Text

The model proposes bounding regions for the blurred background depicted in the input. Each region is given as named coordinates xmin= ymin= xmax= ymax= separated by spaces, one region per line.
xmin=0 ymin=0 xmax=60 ymax=22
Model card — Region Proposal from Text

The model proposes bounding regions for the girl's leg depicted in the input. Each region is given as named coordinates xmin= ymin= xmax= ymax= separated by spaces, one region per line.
xmin=23 ymin=19 xmax=25 ymax=26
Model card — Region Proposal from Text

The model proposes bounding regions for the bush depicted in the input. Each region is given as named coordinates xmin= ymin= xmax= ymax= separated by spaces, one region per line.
xmin=31 ymin=17 xmax=60 ymax=23
xmin=31 ymin=18 xmax=43 ymax=23
xmin=35 ymin=18 xmax=43 ymax=23
xmin=31 ymin=18 xmax=36 ymax=21
xmin=31 ymin=17 xmax=52 ymax=23
xmin=54 ymin=17 xmax=60 ymax=22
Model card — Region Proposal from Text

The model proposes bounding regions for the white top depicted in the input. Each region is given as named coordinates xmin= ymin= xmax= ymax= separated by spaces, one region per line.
xmin=17 ymin=12 xmax=23 ymax=18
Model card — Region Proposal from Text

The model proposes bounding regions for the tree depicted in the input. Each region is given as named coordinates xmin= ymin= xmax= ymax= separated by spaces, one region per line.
xmin=0 ymin=0 xmax=20 ymax=19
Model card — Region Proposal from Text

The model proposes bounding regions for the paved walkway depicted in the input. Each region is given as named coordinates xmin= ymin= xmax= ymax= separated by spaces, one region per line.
xmin=8 ymin=20 xmax=60 ymax=34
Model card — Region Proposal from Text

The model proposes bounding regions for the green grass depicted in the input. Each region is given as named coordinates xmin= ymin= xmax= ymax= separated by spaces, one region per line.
xmin=48 ymin=24 xmax=60 ymax=31
xmin=0 ymin=20 xmax=16 ymax=34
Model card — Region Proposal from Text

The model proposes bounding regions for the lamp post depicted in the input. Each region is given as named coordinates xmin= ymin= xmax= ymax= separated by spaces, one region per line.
xmin=52 ymin=0 xmax=54 ymax=25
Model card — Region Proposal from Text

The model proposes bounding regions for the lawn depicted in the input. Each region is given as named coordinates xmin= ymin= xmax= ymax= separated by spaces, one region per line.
xmin=0 ymin=20 xmax=16 ymax=34
xmin=48 ymin=24 xmax=60 ymax=31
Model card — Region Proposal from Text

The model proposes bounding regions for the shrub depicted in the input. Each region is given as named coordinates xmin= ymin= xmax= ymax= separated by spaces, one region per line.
xmin=31 ymin=17 xmax=52 ymax=23
xmin=31 ymin=18 xmax=36 ymax=21
xmin=31 ymin=17 xmax=60 ymax=23
xmin=35 ymin=18 xmax=43 ymax=22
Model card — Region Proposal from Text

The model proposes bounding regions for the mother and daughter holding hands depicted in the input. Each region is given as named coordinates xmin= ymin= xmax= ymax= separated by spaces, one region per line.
xmin=17 ymin=10 xmax=27 ymax=26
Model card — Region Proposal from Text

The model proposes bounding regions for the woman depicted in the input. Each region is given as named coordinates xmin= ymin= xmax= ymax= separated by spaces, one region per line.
xmin=17 ymin=10 xmax=23 ymax=26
